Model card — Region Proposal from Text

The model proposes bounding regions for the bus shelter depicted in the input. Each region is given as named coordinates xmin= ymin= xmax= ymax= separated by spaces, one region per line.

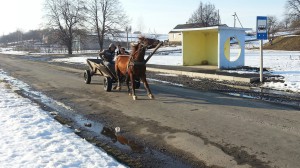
xmin=175 ymin=26 xmax=251 ymax=69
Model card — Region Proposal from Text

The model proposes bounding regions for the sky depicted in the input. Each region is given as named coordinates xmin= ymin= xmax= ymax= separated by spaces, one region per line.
xmin=0 ymin=0 xmax=286 ymax=35
xmin=120 ymin=0 xmax=286 ymax=33
xmin=0 ymin=0 xmax=44 ymax=35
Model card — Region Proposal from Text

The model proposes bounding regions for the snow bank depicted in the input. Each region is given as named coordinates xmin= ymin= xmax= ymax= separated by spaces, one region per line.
xmin=0 ymin=47 xmax=29 ymax=55
xmin=0 ymin=70 xmax=126 ymax=168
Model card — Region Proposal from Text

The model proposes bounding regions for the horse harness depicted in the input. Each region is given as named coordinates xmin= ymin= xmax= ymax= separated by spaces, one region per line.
xmin=127 ymin=42 xmax=147 ymax=71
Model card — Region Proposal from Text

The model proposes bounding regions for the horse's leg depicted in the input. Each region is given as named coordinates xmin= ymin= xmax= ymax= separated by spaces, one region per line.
xmin=129 ymin=73 xmax=137 ymax=100
xmin=141 ymin=75 xmax=154 ymax=99
xmin=114 ymin=67 xmax=121 ymax=91
xmin=126 ymin=73 xmax=130 ymax=95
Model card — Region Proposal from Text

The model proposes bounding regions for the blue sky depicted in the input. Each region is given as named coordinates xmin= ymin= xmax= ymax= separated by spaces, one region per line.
xmin=0 ymin=0 xmax=286 ymax=35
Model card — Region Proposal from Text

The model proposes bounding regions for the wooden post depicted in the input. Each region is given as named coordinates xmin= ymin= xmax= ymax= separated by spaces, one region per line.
xmin=145 ymin=42 xmax=163 ymax=63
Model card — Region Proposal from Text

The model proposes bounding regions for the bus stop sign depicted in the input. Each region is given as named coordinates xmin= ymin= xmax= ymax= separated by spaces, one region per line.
xmin=256 ymin=16 xmax=268 ymax=40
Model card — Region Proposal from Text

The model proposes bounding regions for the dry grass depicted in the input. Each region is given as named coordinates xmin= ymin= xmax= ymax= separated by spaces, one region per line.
xmin=264 ymin=36 xmax=300 ymax=51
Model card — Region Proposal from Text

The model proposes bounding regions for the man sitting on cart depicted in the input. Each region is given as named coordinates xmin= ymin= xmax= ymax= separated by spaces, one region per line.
xmin=120 ymin=47 xmax=129 ymax=55
xmin=99 ymin=43 xmax=116 ymax=75
xmin=116 ymin=44 xmax=129 ymax=55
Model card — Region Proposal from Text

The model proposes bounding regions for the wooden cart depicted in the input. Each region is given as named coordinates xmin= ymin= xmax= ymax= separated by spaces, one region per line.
xmin=84 ymin=58 xmax=140 ymax=92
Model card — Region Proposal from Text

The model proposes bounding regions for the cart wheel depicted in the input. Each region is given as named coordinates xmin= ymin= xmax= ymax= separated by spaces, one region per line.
xmin=135 ymin=79 xmax=141 ymax=89
xmin=104 ymin=77 xmax=112 ymax=92
xmin=84 ymin=70 xmax=91 ymax=84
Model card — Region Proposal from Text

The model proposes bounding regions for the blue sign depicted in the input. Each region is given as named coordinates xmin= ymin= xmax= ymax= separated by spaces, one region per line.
xmin=256 ymin=16 xmax=268 ymax=40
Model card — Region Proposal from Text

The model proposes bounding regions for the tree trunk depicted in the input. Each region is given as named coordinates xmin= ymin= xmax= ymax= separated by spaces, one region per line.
xmin=96 ymin=25 xmax=104 ymax=51
xmin=67 ymin=39 xmax=73 ymax=55
xmin=68 ymin=27 xmax=73 ymax=54
xmin=99 ymin=36 xmax=104 ymax=51
xmin=96 ymin=17 xmax=102 ymax=50
xmin=97 ymin=29 xmax=103 ymax=51
xmin=67 ymin=45 xmax=73 ymax=54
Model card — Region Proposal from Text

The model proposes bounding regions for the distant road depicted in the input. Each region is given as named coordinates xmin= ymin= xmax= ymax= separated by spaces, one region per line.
xmin=1 ymin=53 xmax=300 ymax=168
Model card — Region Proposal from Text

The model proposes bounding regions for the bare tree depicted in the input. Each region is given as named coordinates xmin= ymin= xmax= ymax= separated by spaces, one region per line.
xmin=88 ymin=0 xmax=128 ymax=50
xmin=188 ymin=2 xmax=220 ymax=26
xmin=286 ymin=0 xmax=300 ymax=17
xmin=44 ymin=0 xmax=87 ymax=54
xmin=0 ymin=30 xmax=23 ymax=44
xmin=282 ymin=16 xmax=291 ymax=29
xmin=267 ymin=16 xmax=281 ymax=44
xmin=286 ymin=0 xmax=300 ymax=28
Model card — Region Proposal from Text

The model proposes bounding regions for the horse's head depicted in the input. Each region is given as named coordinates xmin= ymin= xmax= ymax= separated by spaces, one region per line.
xmin=138 ymin=36 xmax=160 ymax=49
xmin=130 ymin=36 xmax=160 ymax=61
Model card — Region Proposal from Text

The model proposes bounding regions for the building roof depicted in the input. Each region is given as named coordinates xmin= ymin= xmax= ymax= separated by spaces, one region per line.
xmin=169 ymin=23 xmax=228 ymax=33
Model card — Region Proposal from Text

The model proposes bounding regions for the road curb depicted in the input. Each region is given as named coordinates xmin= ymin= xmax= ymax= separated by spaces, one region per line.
xmin=147 ymin=67 xmax=258 ymax=83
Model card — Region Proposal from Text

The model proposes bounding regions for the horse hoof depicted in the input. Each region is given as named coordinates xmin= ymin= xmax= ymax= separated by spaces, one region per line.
xmin=133 ymin=96 xmax=137 ymax=100
xmin=128 ymin=93 xmax=132 ymax=96
xmin=113 ymin=86 xmax=121 ymax=91
xmin=148 ymin=94 xmax=154 ymax=99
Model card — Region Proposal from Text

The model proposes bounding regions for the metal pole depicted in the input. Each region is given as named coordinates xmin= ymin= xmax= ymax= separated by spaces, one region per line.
xmin=233 ymin=12 xmax=236 ymax=28
xmin=218 ymin=10 xmax=220 ymax=25
xmin=260 ymin=39 xmax=263 ymax=82
xmin=126 ymin=31 xmax=129 ymax=50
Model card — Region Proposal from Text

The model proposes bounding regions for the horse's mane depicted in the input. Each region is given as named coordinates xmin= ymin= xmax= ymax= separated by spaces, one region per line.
xmin=130 ymin=36 xmax=160 ymax=59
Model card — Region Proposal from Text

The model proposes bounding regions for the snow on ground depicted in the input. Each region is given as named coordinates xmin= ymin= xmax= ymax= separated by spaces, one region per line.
xmin=148 ymin=46 xmax=182 ymax=65
xmin=246 ymin=50 xmax=300 ymax=92
xmin=0 ymin=47 xmax=29 ymax=55
xmin=0 ymin=70 xmax=126 ymax=168
xmin=52 ymin=56 xmax=96 ymax=64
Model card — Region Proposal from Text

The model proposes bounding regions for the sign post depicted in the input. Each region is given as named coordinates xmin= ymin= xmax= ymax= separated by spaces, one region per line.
xmin=256 ymin=16 xmax=268 ymax=83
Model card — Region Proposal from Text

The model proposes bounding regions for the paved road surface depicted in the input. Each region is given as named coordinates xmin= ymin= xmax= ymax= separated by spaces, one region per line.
xmin=1 ymin=54 xmax=300 ymax=168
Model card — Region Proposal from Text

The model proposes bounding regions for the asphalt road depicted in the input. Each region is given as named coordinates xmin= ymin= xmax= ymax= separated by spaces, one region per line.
xmin=1 ymin=53 xmax=300 ymax=168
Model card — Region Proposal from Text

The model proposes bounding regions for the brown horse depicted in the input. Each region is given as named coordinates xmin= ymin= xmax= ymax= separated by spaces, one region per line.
xmin=115 ymin=37 xmax=158 ymax=100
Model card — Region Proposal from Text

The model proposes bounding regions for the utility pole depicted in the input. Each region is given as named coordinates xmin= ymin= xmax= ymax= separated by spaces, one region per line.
xmin=218 ymin=9 xmax=220 ymax=25
xmin=232 ymin=12 xmax=243 ymax=28
xmin=125 ymin=26 xmax=132 ymax=50
xmin=233 ymin=12 xmax=236 ymax=27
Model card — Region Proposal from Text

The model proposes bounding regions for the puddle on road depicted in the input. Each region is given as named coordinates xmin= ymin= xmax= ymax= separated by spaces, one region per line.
xmin=67 ymin=114 xmax=145 ymax=153
xmin=101 ymin=126 xmax=145 ymax=153
xmin=68 ymin=115 xmax=189 ymax=167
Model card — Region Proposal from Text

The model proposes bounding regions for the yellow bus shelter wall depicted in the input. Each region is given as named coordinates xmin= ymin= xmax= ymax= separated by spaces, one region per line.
xmin=224 ymin=38 xmax=230 ymax=61
xmin=182 ymin=31 xmax=218 ymax=66
xmin=205 ymin=32 xmax=218 ymax=65
xmin=182 ymin=31 xmax=206 ymax=66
